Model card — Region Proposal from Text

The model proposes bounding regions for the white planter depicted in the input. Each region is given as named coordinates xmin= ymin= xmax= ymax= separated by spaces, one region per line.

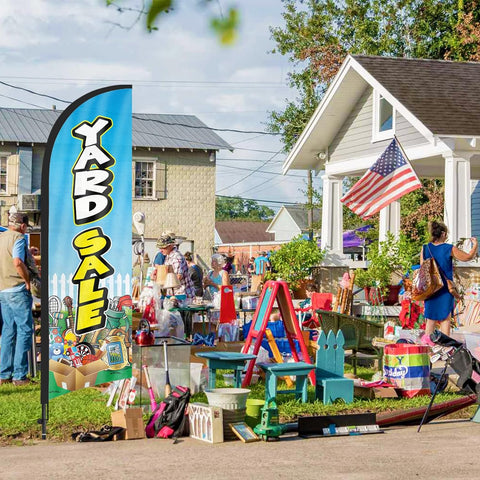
xmin=205 ymin=388 xmax=251 ymax=410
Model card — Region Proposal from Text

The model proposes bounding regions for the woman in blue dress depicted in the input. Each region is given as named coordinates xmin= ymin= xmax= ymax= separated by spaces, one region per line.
xmin=422 ymin=221 xmax=477 ymax=337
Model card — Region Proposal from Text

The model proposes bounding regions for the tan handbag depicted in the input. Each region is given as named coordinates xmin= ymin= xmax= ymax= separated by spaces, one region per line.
xmin=411 ymin=246 xmax=443 ymax=301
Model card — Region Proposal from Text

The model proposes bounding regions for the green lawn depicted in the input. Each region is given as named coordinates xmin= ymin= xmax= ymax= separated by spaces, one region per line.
xmin=0 ymin=370 xmax=474 ymax=446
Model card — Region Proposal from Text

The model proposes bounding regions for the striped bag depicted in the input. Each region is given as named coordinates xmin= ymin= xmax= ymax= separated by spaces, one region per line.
xmin=383 ymin=344 xmax=430 ymax=398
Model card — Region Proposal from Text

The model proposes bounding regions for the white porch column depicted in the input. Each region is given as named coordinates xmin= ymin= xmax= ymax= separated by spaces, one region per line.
xmin=444 ymin=153 xmax=472 ymax=243
xmin=379 ymin=200 xmax=401 ymax=242
xmin=321 ymin=175 xmax=343 ymax=253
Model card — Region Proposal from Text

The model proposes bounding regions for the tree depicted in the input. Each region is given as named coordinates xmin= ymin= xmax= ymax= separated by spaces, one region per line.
xmin=268 ymin=0 xmax=480 ymax=150
xmin=215 ymin=196 xmax=275 ymax=221
xmin=106 ymin=0 xmax=239 ymax=44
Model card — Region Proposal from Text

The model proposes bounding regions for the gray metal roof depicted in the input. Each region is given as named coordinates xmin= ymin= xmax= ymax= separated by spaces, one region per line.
xmin=353 ymin=55 xmax=480 ymax=137
xmin=0 ymin=108 xmax=232 ymax=151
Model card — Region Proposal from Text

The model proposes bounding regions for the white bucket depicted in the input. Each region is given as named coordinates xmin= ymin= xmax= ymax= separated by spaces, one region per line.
xmin=205 ymin=388 xmax=251 ymax=410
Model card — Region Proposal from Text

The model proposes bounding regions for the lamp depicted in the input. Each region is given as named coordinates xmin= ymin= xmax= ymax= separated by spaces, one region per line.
xmin=163 ymin=272 xmax=181 ymax=295
xmin=133 ymin=211 xmax=145 ymax=236
xmin=316 ymin=151 xmax=327 ymax=160
xmin=155 ymin=265 xmax=170 ymax=285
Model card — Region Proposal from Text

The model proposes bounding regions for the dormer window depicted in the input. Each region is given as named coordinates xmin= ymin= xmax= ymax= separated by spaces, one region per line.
xmin=373 ymin=91 xmax=395 ymax=142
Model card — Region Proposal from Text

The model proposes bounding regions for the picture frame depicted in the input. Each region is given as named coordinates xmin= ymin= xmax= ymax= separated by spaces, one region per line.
xmin=229 ymin=422 xmax=260 ymax=443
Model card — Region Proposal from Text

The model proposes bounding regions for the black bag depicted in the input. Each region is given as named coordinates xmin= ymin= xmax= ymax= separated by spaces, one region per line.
xmin=72 ymin=425 xmax=125 ymax=442
xmin=145 ymin=385 xmax=190 ymax=439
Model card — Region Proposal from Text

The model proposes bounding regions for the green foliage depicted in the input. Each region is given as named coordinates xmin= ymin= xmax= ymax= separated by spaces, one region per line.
xmin=107 ymin=0 xmax=239 ymax=44
xmin=354 ymin=232 xmax=418 ymax=289
xmin=269 ymin=235 xmax=325 ymax=288
xmin=268 ymin=0 xmax=478 ymax=150
xmin=210 ymin=7 xmax=239 ymax=45
xmin=146 ymin=0 xmax=173 ymax=32
xmin=215 ymin=196 xmax=275 ymax=221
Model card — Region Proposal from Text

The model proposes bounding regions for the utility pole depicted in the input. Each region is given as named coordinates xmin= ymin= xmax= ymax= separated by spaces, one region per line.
xmin=307 ymin=170 xmax=313 ymax=241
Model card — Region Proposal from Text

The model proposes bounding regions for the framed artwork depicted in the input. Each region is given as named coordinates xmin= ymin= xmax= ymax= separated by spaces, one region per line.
xmin=229 ymin=422 xmax=260 ymax=443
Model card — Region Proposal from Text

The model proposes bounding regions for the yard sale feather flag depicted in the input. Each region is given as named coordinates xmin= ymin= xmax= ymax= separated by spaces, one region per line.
xmin=340 ymin=138 xmax=421 ymax=219
xmin=41 ymin=85 xmax=132 ymax=402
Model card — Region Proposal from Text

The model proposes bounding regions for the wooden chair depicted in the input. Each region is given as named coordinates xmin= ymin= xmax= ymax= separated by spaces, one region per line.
xmin=315 ymin=329 xmax=354 ymax=405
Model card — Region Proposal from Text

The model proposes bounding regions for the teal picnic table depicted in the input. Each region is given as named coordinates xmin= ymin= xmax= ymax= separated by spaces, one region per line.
xmin=195 ymin=351 xmax=257 ymax=389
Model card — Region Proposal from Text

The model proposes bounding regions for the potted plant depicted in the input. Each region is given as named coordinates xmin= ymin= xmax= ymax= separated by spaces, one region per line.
xmin=355 ymin=233 xmax=417 ymax=305
xmin=268 ymin=236 xmax=326 ymax=294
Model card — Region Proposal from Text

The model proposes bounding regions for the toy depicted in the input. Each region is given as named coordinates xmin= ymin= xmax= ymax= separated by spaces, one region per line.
xmin=253 ymin=398 xmax=287 ymax=441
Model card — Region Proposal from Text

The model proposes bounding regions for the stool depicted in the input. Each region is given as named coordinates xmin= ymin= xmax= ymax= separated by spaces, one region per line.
xmin=259 ymin=362 xmax=315 ymax=403
xmin=195 ymin=351 xmax=257 ymax=389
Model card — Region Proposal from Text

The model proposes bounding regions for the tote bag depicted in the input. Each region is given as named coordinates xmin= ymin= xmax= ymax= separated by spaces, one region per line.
xmin=411 ymin=247 xmax=443 ymax=301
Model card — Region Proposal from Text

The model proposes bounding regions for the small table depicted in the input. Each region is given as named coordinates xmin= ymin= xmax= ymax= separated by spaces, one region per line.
xmin=258 ymin=362 xmax=315 ymax=403
xmin=195 ymin=351 xmax=257 ymax=389
xmin=171 ymin=304 xmax=214 ymax=339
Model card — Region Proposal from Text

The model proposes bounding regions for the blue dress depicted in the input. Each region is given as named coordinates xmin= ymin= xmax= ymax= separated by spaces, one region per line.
xmin=423 ymin=243 xmax=454 ymax=321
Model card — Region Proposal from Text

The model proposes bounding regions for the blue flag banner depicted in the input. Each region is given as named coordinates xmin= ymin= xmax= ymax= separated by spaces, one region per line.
xmin=42 ymin=86 xmax=132 ymax=400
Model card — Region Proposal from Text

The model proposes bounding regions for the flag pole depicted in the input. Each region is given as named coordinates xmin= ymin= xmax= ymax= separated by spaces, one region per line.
xmin=393 ymin=135 xmax=422 ymax=184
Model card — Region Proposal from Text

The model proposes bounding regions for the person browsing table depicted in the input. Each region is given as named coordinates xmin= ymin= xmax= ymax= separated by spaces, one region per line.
xmin=421 ymin=221 xmax=478 ymax=339
xmin=156 ymin=233 xmax=196 ymax=304
xmin=0 ymin=213 xmax=34 ymax=386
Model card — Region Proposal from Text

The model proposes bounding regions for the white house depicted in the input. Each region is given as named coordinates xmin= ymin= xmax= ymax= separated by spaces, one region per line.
xmin=283 ymin=55 xmax=480 ymax=264
xmin=266 ymin=205 xmax=320 ymax=241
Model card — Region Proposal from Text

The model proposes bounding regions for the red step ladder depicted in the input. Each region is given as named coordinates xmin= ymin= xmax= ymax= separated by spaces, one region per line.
xmin=241 ymin=280 xmax=314 ymax=387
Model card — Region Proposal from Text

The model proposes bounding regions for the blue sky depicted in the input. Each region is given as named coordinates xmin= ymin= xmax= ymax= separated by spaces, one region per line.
xmin=0 ymin=0 xmax=322 ymax=209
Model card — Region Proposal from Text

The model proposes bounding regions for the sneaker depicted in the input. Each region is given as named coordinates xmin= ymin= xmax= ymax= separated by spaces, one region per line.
xmin=0 ymin=378 xmax=12 ymax=386
xmin=12 ymin=379 xmax=30 ymax=386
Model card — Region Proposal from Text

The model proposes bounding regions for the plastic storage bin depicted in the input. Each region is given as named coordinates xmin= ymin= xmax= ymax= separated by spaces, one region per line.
xmin=132 ymin=336 xmax=191 ymax=409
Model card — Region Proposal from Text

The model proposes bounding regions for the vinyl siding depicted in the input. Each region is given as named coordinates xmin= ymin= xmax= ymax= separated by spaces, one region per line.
xmin=472 ymin=180 xmax=480 ymax=239
xmin=329 ymin=87 xmax=429 ymax=164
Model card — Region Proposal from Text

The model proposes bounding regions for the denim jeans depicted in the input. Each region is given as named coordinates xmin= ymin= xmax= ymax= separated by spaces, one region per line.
xmin=0 ymin=289 xmax=33 ymax=381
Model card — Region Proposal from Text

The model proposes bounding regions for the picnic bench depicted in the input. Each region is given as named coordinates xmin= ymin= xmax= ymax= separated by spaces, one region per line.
xmin=316 ymin=309 xmax=384 ymax=373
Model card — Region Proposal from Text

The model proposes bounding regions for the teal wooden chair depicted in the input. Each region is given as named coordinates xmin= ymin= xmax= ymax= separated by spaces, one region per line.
xmin=315 ymin=329 xmax=354 ymax=405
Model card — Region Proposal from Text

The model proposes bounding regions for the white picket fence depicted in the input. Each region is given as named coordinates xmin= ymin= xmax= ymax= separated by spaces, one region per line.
xmin=50 ymin=273 xmax=131 ymax=299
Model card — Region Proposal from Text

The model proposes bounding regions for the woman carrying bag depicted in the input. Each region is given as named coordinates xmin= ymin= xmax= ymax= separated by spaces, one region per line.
xmin=421 ymin=221 xmax=477 ymax=340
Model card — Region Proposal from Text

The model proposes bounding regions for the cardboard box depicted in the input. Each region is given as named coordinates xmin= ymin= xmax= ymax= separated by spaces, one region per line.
xmin=111 ymin=408 xmax=145 ymax=440
xmin=50 ymin=359 xmax=107 ymax=391
xmin=354 ymin=386 xmax=398 ymax=399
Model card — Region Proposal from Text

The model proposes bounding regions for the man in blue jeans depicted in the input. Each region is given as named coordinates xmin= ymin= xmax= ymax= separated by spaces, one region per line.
xmin=0 ymin=212 xmax=33 ymax=386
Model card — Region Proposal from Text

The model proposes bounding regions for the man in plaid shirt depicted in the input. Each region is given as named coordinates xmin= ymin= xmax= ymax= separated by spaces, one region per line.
xmin=156 ymin=233 xmax=196 ymax=303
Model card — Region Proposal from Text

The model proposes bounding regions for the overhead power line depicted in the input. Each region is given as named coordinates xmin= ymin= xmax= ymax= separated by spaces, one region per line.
xmin=0 ymin=79 xmax=280 ymax=136
xmin=216 ymin=194 xmax=301 ymax=206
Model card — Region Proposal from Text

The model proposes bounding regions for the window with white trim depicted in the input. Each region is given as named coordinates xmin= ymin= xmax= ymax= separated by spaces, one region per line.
xmin=0 ymin=156 xmax=7 ymax=193
xmin=134 ymin=160 xmax=155 ymax=198
xmin=373 ymin=91 xmax=395 ymax=142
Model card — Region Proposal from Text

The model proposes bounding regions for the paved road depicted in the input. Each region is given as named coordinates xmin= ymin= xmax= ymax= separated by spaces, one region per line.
xmin=1 ymin=420 xmax=478 ymax=479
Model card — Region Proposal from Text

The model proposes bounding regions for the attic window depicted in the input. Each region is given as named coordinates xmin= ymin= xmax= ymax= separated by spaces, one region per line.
xmin=373 ymin=91 xmax=395 ymax=142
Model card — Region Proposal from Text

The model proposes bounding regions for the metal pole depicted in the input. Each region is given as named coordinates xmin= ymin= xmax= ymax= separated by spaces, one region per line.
xmin=307 ymin=170 xmax=313 ymax=241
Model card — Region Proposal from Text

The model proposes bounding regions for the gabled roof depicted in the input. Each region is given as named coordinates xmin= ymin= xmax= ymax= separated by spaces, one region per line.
xmin=283 ymin=54 xmax=480 ymax=172
xmin=215 ymin=221 xmax=274 ymax=244
xmin=267 ymin=205 xmax=321 ymax=232
xmin=283 ymin=205 xmax=320 ymax=230
xmin=353 ymin=55 xmax=480 ymax=137
xmin=0 ymin=108 xmax=232 ymax=151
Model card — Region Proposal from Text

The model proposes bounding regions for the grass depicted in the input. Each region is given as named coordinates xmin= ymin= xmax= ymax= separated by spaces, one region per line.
xmin=0 ymin=368 xmax=475 ymax=446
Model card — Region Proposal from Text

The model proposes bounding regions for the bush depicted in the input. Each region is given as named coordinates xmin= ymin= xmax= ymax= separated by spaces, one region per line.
xmin=269 ymin=236 xmax=325 ymax=288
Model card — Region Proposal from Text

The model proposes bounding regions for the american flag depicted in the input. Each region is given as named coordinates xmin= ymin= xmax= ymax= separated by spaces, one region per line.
xmin=341 ymin=138 xmax=421 ymax=219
